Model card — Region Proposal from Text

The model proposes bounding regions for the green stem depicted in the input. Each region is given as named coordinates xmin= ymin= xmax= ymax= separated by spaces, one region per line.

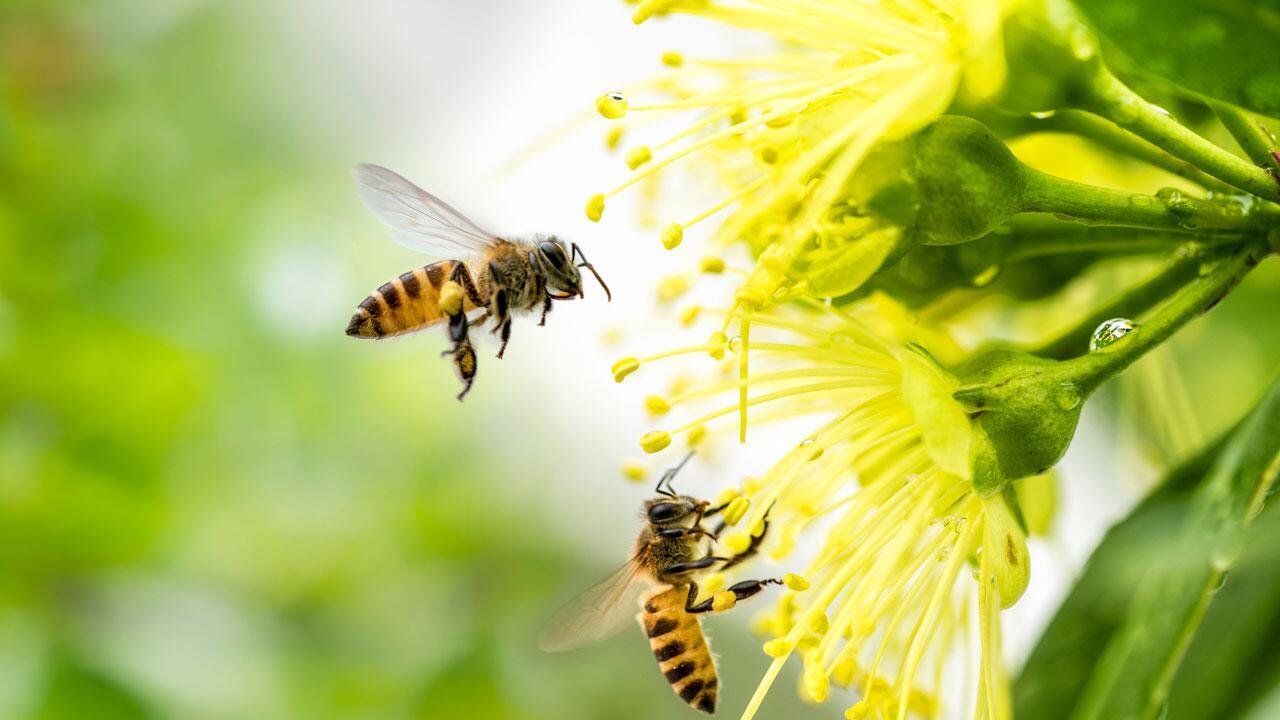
xmin=1064 ymin=241 xmax=1269 ymax=395
xmin=1029 ymin=251 xmax=1203 ymax=360
xmin=1030 ymin=110 xmax=1234 ymax=193
xmin=1019 ymin=167 xmax=1275 ymax=234
xmin=1211 ymin=101 xmax=1280 ymax=171
xmin=1082 ymin=72 xmax=1280 ymax=201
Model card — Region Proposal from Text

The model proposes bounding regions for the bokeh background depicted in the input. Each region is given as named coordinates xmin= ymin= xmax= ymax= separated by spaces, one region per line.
xmin=3 ymin=1 xmax=1280 ymax=719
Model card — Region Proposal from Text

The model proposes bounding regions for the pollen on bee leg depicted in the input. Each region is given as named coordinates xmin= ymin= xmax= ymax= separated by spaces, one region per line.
xmin=620 ymin=458 xmax=647 ymax=482
xmin=439 ymin=280 xmax=465 ymax=316
xmin=712 ymin=591 xmax=737 ymax=612
xmin=640 ymin=430 xmax=672 ymax=454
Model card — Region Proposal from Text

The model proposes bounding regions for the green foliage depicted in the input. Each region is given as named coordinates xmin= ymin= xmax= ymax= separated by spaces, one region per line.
xmin=1075 ymin=0 xmax=1280 ymax=118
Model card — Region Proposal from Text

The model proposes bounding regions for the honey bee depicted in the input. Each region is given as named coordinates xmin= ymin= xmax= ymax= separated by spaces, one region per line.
xmin=346 ymin=164 xmax=610 ymax=399
xmin=541 ymin=455 xmax=780 ymax=715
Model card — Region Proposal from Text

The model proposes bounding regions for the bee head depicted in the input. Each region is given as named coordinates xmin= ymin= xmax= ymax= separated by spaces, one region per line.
xmin=643 ymin=496 xmax=704 ymax=527
xmin=538 ymin=238 xmax=611 ymax=302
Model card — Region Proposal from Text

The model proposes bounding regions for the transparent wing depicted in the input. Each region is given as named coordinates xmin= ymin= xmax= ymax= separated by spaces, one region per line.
xmin=539 ymin=558 xmax=651 ymax=653
xmin=353 ymin=163 xmax=500 ymax=256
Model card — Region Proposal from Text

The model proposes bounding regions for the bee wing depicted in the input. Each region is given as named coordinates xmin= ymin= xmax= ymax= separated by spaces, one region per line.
xmin=539 ymin=558 xmax=652 ymax=653
xmin=353 ymin=163 xmax=500 ymax=256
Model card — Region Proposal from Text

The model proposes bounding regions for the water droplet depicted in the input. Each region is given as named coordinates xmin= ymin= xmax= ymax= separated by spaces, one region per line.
xmin=1068 ymin=25 xmax=1097 ymax=61
xmin=1211 ymin=572 xmax=1229 ymax=592
xmin=1090 ymin=318 xmax=1136 ymax=351
xmin=971 ymin=265 xmax=1001 ymax=288
xmin=800 ymin=438 xmax=815 ymax=447
xmin=1151 ymin=105 xmax=1173 ymax=120
xmin=1211 ymin=542 xmax=1241 ymax=571
xmin=1054 ymin=382 xmax=1082 ymax=411
xmin=727 ymin=336 xmax=743 ymax=353
xmin=1030 ymin=110 xmax=1056 ymax=120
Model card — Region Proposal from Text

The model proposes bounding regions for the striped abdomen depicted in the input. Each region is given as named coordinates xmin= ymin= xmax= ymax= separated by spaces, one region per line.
xmin=346 ymin=260 xmax=477 ymax=339
xmin=640 ymin=586 xmax=718 ymax=714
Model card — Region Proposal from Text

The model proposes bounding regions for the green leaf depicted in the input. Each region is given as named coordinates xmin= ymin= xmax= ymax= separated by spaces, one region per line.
xmin=1073 ymin=0 xmax=1280 ymax=117
xmin=1016 ymin=371 xmax=1280 ymax=719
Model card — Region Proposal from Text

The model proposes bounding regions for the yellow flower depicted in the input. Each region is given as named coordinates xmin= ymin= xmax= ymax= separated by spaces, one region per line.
xmin=590 ymin=0 xmax=1014 ymax=297
xmin=623 ymin=298 xmax=1022 ymax=720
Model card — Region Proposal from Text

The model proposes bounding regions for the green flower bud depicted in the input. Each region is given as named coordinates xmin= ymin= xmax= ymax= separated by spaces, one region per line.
xmin=953 ymin=348 xmax=1085 ymax=495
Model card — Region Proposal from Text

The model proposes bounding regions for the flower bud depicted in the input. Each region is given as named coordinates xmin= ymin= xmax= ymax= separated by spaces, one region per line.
xmin=982 ymin=493 xmax=1031 ymax=608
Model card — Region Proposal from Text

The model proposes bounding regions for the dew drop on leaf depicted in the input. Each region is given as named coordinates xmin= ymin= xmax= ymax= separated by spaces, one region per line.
xmin=1090 ymin=318 xmax=1136 ymax=351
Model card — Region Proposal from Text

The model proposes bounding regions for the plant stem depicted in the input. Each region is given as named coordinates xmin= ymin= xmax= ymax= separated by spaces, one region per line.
xmin=1029 ymin=110 xmax=1235 ymax=193
xmin=1019 ymin=167 xmax=1277 ymax=234
xmin=1029 ymin=251 xmax=1203 ymax=360
xmin=1081 ymin=72 xmax=1280 ymax=201
xmin=1210 ymin=101 xmax=1280 ymax=171
xmin=1064 ymin=241 xmax=1269 ymax=395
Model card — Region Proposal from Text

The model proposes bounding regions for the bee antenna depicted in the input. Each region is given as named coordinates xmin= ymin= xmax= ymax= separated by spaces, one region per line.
xmin=572 ymin=243 xmax=612 ymax=302
xmin=654 ymin=451 xmax=696 ymax=497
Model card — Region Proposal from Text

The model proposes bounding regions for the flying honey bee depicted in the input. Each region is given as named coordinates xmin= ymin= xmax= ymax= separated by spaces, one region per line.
xmin=346 ymin=164 xmax=610 ymax=399
xmin=540 ymin=455 xmax=780 ymax=715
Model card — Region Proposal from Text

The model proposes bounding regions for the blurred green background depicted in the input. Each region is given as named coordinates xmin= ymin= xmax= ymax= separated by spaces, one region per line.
xmin=0 ymin=2 xmax=815 ymax=719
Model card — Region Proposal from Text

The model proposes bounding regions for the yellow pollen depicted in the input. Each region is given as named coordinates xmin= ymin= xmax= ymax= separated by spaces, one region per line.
xmin=605 ymin=125 xmax=624 ymax=150
xmin=708 ymin=331 xmax=728 ymax=360
xmin=586 ymin=193 xmax=605 ymax=222
xmin=749 ymin=515 xmax=767 ymax=537
xmin=844 ymin=702 xmax=870 ymax=720
xmin=640 ymin=430 xmax=671 ymax=453
xmin=712 ymin=591 xmax=737 ymax=612
xmin=679 ymin=304 xmax=702 ymax=327
xmin=661 ymin=223 xmax=684 ymax=250
xmin=620 ymin=459 xmax=647 ymax=482
xmin=722 ymin=531 xmax=751 ymax=554
xmin=625 ymin=145 xmax=653 ymax=169
xmin=783 ymin=573 xmax=810 ymax=592
xmin=700 ymin=256 xmax=725 ymax=274
xmin=661 ymin=50 xmax=684 ymax=67
xmin=611 ymin=356 xmax=640 ymax=382
xmin=595 ymin=91 xmax=628 ymax=119
xmin=657 ymin=274 xmax=692 ymax=303
xmin=714 ymin=487 xmax=740 ymax=507
xmin=763 ymin=637 xmax=794 ymax=658
xmin=644 ymin=394 xmax=671 ymax=416
xmin=722 ymin=496 xmax=750 ymax=525
xmin=687 ymin=425 xmax=708 ymax=446
xmin=438 ymin=280 xmax=464 ymax=316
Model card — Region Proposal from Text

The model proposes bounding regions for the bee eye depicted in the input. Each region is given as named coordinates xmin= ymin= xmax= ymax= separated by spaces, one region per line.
xmin=647 ymin=502 xmax=682 ymax=523
xmin=539 ymin=242 xmax=568 ymax=270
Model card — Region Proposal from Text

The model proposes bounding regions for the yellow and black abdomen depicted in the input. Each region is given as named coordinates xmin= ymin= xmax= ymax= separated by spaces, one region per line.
xmin=346 ymin=261 xmax=477 ymax=339
xmin=640 ymin=586 xmax=718 ymax=714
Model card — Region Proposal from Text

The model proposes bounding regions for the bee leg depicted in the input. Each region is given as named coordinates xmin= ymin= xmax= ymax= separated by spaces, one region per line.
xmin=487 ymin=260 xmax=513 ymax=359
xmin=664 ymin=556 xmax=730 ymax=578
xmin=719 ymin=509 xmax=774 ymax=571
xmin=538 ymin=293 xmax=552 ymax=327
xmin=684 ymin=578 xmax=783 ymax=614
xmin=443 ymin=311 xmax=478 ymax=401
xmin=448 ymin=261 xmax=485 ymax=306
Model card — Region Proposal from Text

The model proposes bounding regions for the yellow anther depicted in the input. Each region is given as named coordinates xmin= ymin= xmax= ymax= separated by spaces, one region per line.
xmin=679 ymin=304 xmax=701 ymax=327
xmin=711 ymin=591 xmax=737 ymax=612
xmin=657 ymin=274 xmax=691 ymax=303
xmin=722 ymin=496 xmax=750 ymax=525
xmin=803 ymin=655 xmax=830 ymax=702
xmin=783 ymin=573 xmax=810 ymax=592
xmin=769 ymin=523 xmax=796 ymax=560
xmin=809 ymin=613 xmax=829 ymax=634
xmin=640 ymin=430 xmax=671 ymax=454
xmin=644 ymin=394 xmax=671 ymax=416
xmin=687 ymin=425 xmax=708 ymax=447
xmin=661 ymin=223 xmax=684 ymax=250
xmin=595 ymin=91 xmax=628 ymax=119
xmin=844 ymin=702 xmax=870 ymax=720
xmin=661 ymin=50 xmax=684 ymax=67
xmin=765 ymin=112 xmax=795 ymax=128
xmin=832 ymin=658 xmax=859 ymax=687
xmin=796 ymin=632 xmax=821 ymax=652
xmin=755 ymin=145 xmax=779 ymax=166
xmin=722 ymin=531 xmax=751 ymax=554
xmin=734 ymin=285 xmax=768 ymax=310
xmin=438 ymin=280 xmax=464 ymax=316
xmin=707 ymin=331 xmax=728 ymax=360
xmin=605 ymin=125 xmax=625 ymax=150
xmin=699 ymin=256 xmax=725 ymax=274
xmin=620 ymin=459 xmax=647 ymax=482
xmin=702 ymin=573 xmax=726 ymax=596
xmin=611 ymin=356 xmax=640 ymax=382
xmin=625 ymin=145 xmax=652 ymax=169
xmin=763 ymin=637 xmax=794 ymax=658
xmin=714 ymin=487 xmax=740 ymax=507
xmin=586 ymin=193 xmax=605 ymax=222
xmin=749 ymin=515 xmax=767 ymax=538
